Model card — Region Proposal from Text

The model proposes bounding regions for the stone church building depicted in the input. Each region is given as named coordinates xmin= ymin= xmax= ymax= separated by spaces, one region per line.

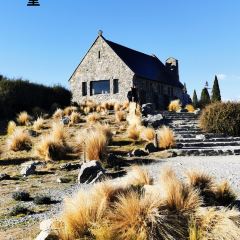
xmin=69 ymin=31 xmax=184 ymax=109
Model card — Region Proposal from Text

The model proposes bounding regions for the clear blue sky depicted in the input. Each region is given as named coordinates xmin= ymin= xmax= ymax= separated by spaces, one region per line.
xmin=0 ymin=0 xmax=240 ymax=100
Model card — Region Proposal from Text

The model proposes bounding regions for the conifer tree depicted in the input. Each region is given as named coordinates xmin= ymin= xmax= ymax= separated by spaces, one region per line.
xmin=192 ymin=90 xmax=198 ymax=108
xmin=200 ymin=87 xmax=210 ymax=108
xmin=211 ymin=75 xmax=221 ymax=102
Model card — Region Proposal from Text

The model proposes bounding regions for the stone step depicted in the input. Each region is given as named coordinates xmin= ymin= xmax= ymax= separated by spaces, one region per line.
xmin=174 ymin=130 xmax=203 ymax=135
xmin=177 ymin=141 xmax=240 ymax=148
xmin=177 ymin=137 xmax=240 ymax=143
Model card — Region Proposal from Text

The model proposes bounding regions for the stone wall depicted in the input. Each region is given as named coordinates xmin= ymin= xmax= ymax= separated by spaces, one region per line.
xmin=69 ymin=36 xmax=134 ymax=104
xmin=134 ymin=77 xmax=182 ymax=109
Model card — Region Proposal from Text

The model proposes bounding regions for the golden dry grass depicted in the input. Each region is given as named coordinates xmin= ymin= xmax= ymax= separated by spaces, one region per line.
xmin=121 ymin=101 xmax=129 ymax=110
xmin=35 ymin=134 xmax=67 ymax=161
xmin=52 ymin=122 xmax=65 ymax=142
xmin=86 ymin=112 xmax=100 ymax=123
xmin=168 ymin=99 xmax=182 ymax=112
xmin=64 ymin=106 xmax=78 ymax=116
xmin=94 ymin=123 xmax=113 ymax=141
xmin=7 ymin=128 xmax=32 ymax=151
xmin=7 ymin=121 xmax=16 ymax=135
xmin=115 ymin=111 xmax=126 ymax=122
xmin=84 ymin=129 xmax=108 ymax=161
xmin=53 ymin=108 xmax=63 ymax=120
xmin=185 ymin=104 xmax=195 ymax=113
xmin=127 ymin=125 xmax=140 ymax=140
xmin=33 ymin=117 xmax=44 ymax=131
xmin=157 ymin=126 xmax=176 ymax=149
xmin=16 ymin=111 xmax=31 ymax=126
xmin=126 ymin=114 xmax=142 ymax=126
xmin=70 ymin=111 xmax=81 ymax=124
xmin=140 ymin=127 xmax=155 ymax=142
xmin=114 ymin=102 xmax=121 ymax=112
xmin=83 ymin=106 xmax=91 ymax=115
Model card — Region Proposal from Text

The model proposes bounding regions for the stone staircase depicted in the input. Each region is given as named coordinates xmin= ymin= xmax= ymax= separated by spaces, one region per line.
xmin=161 ymin=111 xmax=240 ymax=156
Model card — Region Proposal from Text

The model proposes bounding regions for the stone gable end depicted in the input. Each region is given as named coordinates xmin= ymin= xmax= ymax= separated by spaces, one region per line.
xmin=70 ymin=36 xmax=134 ymax=103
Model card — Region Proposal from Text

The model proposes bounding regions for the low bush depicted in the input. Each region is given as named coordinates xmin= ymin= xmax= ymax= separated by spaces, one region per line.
xmin=12 ymin=191 xmax=30 ymax=201
xmin=168 ymin=99 xmax=181 ymax=112
xmin=10 ymin=205 xmax=32 ymax=216
xmin=140 ymin=127 xmax=155 ymax=142
xmin=199 ymin=102 xmax=240 ymax=136
xmin=33 ymin=195 xmax=52 ymax=205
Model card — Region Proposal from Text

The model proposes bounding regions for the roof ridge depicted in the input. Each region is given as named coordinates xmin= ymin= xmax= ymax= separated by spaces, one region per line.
xmin=105 ymin=39 xmax=158 ymax=60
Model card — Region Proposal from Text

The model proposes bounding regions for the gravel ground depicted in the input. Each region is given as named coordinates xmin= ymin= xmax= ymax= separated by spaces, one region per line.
xmin=142 ymin=155 xmax=240 ymax=197
xmin=1 ymin=155 xmax=240 ymax=230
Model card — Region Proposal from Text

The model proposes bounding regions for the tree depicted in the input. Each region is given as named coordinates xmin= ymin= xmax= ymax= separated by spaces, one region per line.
xmin=211 ymin=75 xmax=221 ymax=102
xmin=192 ymin=90 xmax=198 ymax=108
xmin=200 ymin=87 xmax=210 ymax=108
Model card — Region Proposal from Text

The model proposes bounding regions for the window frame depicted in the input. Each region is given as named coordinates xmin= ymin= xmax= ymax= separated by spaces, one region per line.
xmin=90 ymin=80 xmax=110 ymax=95
xmin=113 ymin=79 xmax=119 ymax=94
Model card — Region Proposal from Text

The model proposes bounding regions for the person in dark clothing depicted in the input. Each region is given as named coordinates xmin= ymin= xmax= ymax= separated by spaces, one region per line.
xmin=127 ymin=86 xmax=139 ymax=103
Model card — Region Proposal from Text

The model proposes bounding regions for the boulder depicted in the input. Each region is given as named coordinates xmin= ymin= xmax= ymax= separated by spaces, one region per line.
xmin=0 ymin=173 xmax=10 ymax=181
xmin=142 ymin=114 xmax=165 ymax=128
xmin=20 ymin=161 xmax=36 ymax=176
xmin=36 ymin=219 xmax=58 ymax=240
xmin=56 ymin=177 xmax=71 ymax=183
xmin=131 ymin=149 xmax=149 ymax=157
xmin=78 ymin=160 xmax=105 ymax=184
xmin=196 ymin=134 xmax=206 ymax=140
xmin=61 ymin=117 xmax=70 ymax=125
xmin=145 ymin=143 xmax=158 ymax=153
xmin=141 ymin=103 xmax=155 ymax=116
xmin=194 ymin=108 xmax=201 ymax=115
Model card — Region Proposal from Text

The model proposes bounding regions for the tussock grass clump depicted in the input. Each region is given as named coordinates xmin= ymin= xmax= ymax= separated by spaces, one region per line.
xmin=56 ymin=168 xmax=239 ymax=240
xmin=64 ymin=106 xmax=77 ymax=116
xmin=200 ymin=101 xmax=240 ymax=136
xmin=127 ymin=125 xmax=140 ymax=140
xmin=157 ymin=126 xmax=176 ymax=149
xmin=126 ymin=114 xmax=142 ymax=126
xmin=17 ymin=111 xmax=31 ymax=125
xmin=194 ymin=207 xmax=240 ymax=240
xmin=115 ymin=111 xmax=125 ymax=122
xmin=33 ymin=117 xmax=44 ymax=131
xmin=53 ymin=108 xmax=63 ymax=120
xmin=84 ymin=129 xmax=108 ymax=161
xmin=7 ymin=121 xmax=16 ymax=135
xmin=114 ymin=102 xmax=121 ymax=112
xmin=36 ymin=134 xmax=67 ymax=161
xmin=140 ymin=127 xmax=155 ymax=142
xmin=185 ymin=104 xmax=195 ymax=113
xmin=36 ymin=123 xmax=67 ymax=161
xmin=95 ymin=123 xmax=113 ymax=141
xmin=168 ymin=99 xmax=181 ymax=112
xmin=7 ymin=128 xmax=32 ymax=151
xmin=186 ymin=171 xmax=237 ymax=206
xmin=70 ymin=111 xmax=81 ymax=124
xmin=86 ymin=112 xmax=100 ymax=123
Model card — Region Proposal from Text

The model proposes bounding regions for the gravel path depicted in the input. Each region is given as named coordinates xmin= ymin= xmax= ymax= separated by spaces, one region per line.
xmin=142 ymin=155 xmax=240 ymax=197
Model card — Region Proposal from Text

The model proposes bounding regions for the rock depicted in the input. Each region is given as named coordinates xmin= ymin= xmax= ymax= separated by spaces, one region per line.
xmin=57 ymin=177 xmax=71 ymax=183
xmin=145 ymin=143 xmax=158 ymax=153
xmin=142 ymin=114 xmax=165 ymax=128
xmin=77 ymin=160 xmax=105 ymax=184
xmin=36 ymin=219 xmax=58 ymax=240
xmin=196 ymin=134 xmax=206 ymax=140
xmin=60 ymin=163 xmax=81 ymax=171
xmin=61 ymin=117 xmax=70 ymax=125
xmin=141 ymin=103 xmax=155 ymax=116
xmin=28 ymin=129 xmax=37 ymax=137
xmin=20 ymin=161 xmax=36 ymax=176
xmin=131 ymin=149 xmax=149 ymax=157
xmin=0 ymin=173 xmax=10 ymax=181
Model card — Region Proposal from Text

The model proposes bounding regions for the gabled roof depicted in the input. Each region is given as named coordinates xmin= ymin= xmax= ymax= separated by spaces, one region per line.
xmin=104 ymin=38 xmax=183 ymax=88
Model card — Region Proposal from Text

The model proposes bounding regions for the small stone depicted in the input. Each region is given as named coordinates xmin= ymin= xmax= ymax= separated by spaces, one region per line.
xmin=131 ymin=149 xmax=149 ymax=157
xmin=0 ymin=173 xmax=10 ymax=181
xmin=145 ymin=143 xmax=158 ymax=153
xmin=28 ymin=129 xmax=37 ymax=137
xmin=196 ymin=134 xmax=206 ymax=140
xmin=59 ymin=163 xmax=80 ymax=171
xmin=61 ymin=117 xmax=70 ymax=125
xmin=57 ymin=177 xmax=71 ymax=183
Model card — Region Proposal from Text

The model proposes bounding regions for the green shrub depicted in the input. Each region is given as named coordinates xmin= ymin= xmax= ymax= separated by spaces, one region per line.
xmin=200 ymin=102 xmax=240 ymax=136
xmin=12 ymin=191 xmax=30 ymax=201
xmin=10 ymin=205 xmax=32 ymax=216
xmin=0 ymin=76 xmax=71 ymax=117
xmin=33 ymin=195 xmax=52 ymax=205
